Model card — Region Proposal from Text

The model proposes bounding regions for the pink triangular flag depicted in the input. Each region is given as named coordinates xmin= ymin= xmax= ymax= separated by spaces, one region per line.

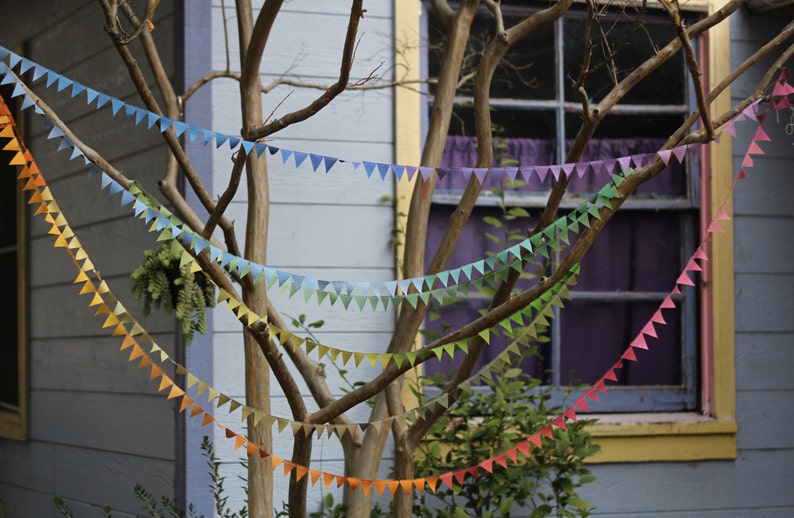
xmin=676 ymin=271 xmax=696 ymax=286
xmin=657 ymin=149 xmax=673 ymax=165
xmin=707 ymin=221 xmax=726 ymax=234
xmin=573 ymin=398 xmax=590 ymax=412
xmin=672 ymin=146 xmax=687 ymax=163
xmin=641 ymin=321 xmax=658 ymax=338
xmin=686 ymin=143 xmax=701 ymax=156
xmin=630 ymin=334 xmax=649 ymax=350
xmin=714 ymin=207 xmax=730 ymax=221
xmin=746 ymin=141 xmax=765 ymax=156
xmin=604 ymin=369 xmax=618 ymax=382
xmin=671 ymin=285 xmax=682 ymax=295
xmin=651 ymin=309 xmax=667 ymax=325
xmin=692 ymin=247 xmax=709 ymax=261
xmin=661 ymin=295 xmax=676 ymax=309
xmin=594 ymin=379 xmax=607 ymax=393
xmin=685 ymin=258 xmax=703 ymax=272
xmin=753 ymin=126 xmax=771 ymax=142
xmin=535 ymin=165 xmax=549 ymax=183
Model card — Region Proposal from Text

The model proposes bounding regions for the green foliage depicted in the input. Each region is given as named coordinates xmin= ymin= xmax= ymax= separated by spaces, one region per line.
xmin=409 ymin=359 xmax=600 ymax=518
xmin=202 ymin=435 xmax=249 ymax=518
xmin=131 ymin=241 xmax=216 ymax=345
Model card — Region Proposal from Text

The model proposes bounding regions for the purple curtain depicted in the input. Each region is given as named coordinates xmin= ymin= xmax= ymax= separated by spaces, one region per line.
xmin=424 ymin=136 xmax=686 ymax=386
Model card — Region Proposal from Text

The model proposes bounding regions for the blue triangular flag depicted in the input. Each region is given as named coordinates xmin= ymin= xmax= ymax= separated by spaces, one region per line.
xmin=323 ymin=156 xmax=338 ymax=173
xmin=56 ymin=76 xmax=71 ymax=92
xmin=46 ymin=71 xmax=59 ymax=88
xmin=309 ymin=154 xmax=324 ymax=171
xmin=32 ymin=64 xmax=47 ymax=82
xmin=85 ymin=88 xmax=99 ymax=106
xmin=293 ymin=151 xmax=308 ymax=167
xmin=377 ymin=163 xmax=391 ymax=180
xmin=241 ymin=140 xmax=255 ymax=155
xmin=363 ymin=161 xmax=377 ymax=178
xmin=70 ymin=82 xmax=86 ymax=99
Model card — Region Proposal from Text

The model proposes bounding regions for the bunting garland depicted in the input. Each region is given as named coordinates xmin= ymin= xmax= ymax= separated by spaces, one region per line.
xmin=0 ymin=43 xmax=706 ymax=185
xmin=2 ymin=94 xmax=584 ymax=433
xmin=1 ymin=46 xmax=787 ymax=495
xmin=0 ymin=59 xmax=761 ymax=314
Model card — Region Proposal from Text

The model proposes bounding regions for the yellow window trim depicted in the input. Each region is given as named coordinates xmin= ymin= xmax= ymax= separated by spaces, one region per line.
xmin=395 ymin=0 xmax=736 ymax=463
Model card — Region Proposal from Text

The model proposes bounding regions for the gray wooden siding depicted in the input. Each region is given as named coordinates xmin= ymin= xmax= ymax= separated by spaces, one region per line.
xmin=0 ymin=1 xmax=180 ymax=516
xmin=575 ymin=10 xmax=794 ymax=516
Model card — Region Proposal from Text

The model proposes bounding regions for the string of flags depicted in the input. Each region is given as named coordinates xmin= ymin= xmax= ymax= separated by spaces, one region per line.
xmin=1 ymin=41 xmax=786 ymax=493
xmin=0 ymin=44 xmax=716 ymax=184
xmin=0 ymin=52 xmax=765 ymax=311
xmin=1 ymin=87 xmax=584 ymax=432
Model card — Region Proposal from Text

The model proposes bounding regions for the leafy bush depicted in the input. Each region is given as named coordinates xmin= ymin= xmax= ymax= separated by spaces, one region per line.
xmin=411 ymin=363 xmax=599 ymax=518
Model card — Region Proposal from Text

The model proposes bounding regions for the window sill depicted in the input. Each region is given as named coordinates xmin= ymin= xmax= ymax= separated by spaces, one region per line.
xmin=585 ymin=412 xmax=737 ymax=463
xmin=0 ymin=410 xmax=26 ymax=441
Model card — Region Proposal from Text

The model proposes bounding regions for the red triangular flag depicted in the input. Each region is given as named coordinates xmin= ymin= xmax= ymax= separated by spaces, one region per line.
xmin=641 ymin=321 xmax=658 ymax=338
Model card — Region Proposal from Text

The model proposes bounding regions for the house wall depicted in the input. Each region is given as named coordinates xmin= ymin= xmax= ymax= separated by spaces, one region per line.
xmin=0 ymin=1 xmax=180 ymax=517
xmin=574 ymin=9 xmax=794 ymax=516
xmin=192 ymin=0 xmax=398 ymax=514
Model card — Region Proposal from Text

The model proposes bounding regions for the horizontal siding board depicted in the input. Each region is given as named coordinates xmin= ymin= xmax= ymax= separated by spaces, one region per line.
xmin=736 ymin=389 xmax=794 ymax=451
xmin=210 ymin=7 xmax=392 ymax=78
xmin=223 ymin=202 xmax=395 ymax=268
xmin=580 ymin=449 xmax=794 ymax=514
xmin=211 ymin=81 xmax=393 ymax=144
xmin=30 ymin=390 xmax=176 ymax=460
xmin=31 ymin=334 xmax=176 ymax=394
xmin=0 ymin=441 xmax=55 ymax=490
xmin=734 ymin=216 xmax=794 ymax=273
xmin=0 ymin=483 xmax=59 ymax=518
xmin=28 ymin=279 xmax=175 ymax=339
xmin=733 ymin=158 xmax=794 ymax=217
xmin=735 ymin=332 xmax=794 ymax=391
xmin=53 ymin=445 xmax=173 ymax=516
xmin=734 ymin=273 xmax=794 ymax=333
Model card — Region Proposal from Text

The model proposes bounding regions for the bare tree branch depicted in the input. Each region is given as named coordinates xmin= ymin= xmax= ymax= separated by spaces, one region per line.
xmin=247 ymin=0 xmax=365 ymax=140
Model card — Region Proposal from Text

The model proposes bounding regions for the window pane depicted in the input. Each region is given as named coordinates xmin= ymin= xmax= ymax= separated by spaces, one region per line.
xmin=573 ymin=211 xmax=686 ymax=292
xmin=427 ymin=6 xmax=556 ymax=100
xmin=560 ymin=299 xmax=682 ymax=386
xmin=562 ymin=12 xmax=686 ymax=105
xmin=0 ymin=252 xmax=19 ymax=408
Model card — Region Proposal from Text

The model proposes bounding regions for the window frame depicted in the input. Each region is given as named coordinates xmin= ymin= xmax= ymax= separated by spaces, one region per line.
xmin=0 ymin=82 xmax=27 ymax=441
xmin=395 ymin=0 xmax=736 ymax=462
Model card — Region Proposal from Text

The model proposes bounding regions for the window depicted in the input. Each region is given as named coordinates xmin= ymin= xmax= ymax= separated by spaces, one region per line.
xmin=0 ymin=87 xmax=27 ymax=441
xmin=396 ymin=0 xmax=736 ymax=462
xmin=422 ymin=4 xmax=700 ymax=413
